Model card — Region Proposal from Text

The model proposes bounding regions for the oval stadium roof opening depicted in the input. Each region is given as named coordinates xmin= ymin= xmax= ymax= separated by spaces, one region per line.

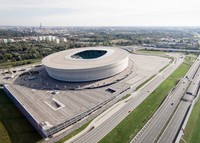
xmin=71 ymin=50 xmax=107 ymax=59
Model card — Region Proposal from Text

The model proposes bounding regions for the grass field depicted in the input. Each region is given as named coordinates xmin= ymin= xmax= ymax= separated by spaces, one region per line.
xmin=99 ymin=55 xmax=196 ymax=143
xmin=0 ymin=89 xmax=42 ymax=143
xmin=136 ymin=49 xmax=167 ymax=55
xmin=180 ymin=91 xmax=200 ymax=143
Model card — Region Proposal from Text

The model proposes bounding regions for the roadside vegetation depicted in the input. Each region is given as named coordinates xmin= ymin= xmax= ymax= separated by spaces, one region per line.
xmin=99 ymin=54 xmax=196 ymax=143
xmin=135 ymin=74 xmax=156 ymax=91
xmin=180 ymin=92 xmax=200 ymax=143
xmin=135 ymin=49 xmax=167 ymax=55
xmin=56 ymin=121 xmax=92 ymax=143
xmin=118 ymin=94 xmax=132 ymax=102
xmin=0 ymin=89 xmax=42 ymax=143
xmin=159 ymin=64 xmax=170 ymax=73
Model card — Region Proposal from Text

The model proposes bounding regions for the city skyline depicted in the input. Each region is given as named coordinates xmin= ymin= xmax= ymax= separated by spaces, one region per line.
xmin=0 ymin=0 xmax=200 ymax=26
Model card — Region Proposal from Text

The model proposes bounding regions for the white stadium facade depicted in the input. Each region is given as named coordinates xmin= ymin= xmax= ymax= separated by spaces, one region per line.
xmin=42 ymin=47 xmax=129 ymax=82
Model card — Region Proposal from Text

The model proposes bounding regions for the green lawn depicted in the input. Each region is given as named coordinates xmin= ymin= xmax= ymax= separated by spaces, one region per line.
xmin=0 ymin=121 xmax=11 ymax=143
xmin=189 ymin=116 xmax=200 ymax=143
xmin=136 ymin=49 xmax=167 ymax=55
xmin=181 ymin=91 xmax=200 ymax=143
xmin=0 ymin=89 xmax=42 ymax=143
xmin=99 ymin=55 xmax=196 ymax=143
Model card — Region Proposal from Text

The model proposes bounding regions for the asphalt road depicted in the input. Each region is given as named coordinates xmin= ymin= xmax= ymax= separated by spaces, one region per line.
xmin=132 ymin=55 xmax=200 ymax=143
xmin=158 ymin=102 xmax=190 ymax=143
xmin=70 ymin=54 xmax=184 ymax=143
xmin=158 ymin=57 xmax=200 ymax=143
xmin=133 ymin=78 xmax=191 ymax=143
xmin=144 ymin=47 xmax=200 ymax=53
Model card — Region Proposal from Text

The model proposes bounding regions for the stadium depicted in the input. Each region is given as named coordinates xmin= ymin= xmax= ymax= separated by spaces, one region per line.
xmin=1 ymin=46 xmax=171 ymax=138
xmin=42 ymin=47 xmax=129 ymax=82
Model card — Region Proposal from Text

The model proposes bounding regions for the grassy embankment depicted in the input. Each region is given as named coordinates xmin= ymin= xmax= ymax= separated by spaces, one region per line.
xmin=0 ymin=88 xmax=92 ymax=143
xmin=99 ymin=55 xmax=196 ymax=143
xmin=0 ymin=89 xmax=42 ymax=143
xmin=180 ymin=90 xmax=200 ymax=143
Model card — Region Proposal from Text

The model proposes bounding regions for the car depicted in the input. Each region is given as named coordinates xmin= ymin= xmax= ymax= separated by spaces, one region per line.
xmin=171 ymin=103 xmax=174 ymax=105
xmin=128 ymin=110 xmax=131 ymax=113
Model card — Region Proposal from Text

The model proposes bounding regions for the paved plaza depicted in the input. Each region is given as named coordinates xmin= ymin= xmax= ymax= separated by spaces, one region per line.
xmin=1 ymin=53 xmax=170 ymax=137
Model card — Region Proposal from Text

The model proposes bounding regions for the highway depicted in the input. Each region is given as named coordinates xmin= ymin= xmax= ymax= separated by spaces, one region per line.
xmin=158 ymin=101 xmax=190 ymax=143
xmin=132 ymin=78 xmax=190 ymax=143
xmin=144 ymin=47 xmax=200 ymax=53
xmin=158 ymin=56 xmax=200 ymax=143
xmin=132 ymin=55 xmax=200 ymax=143
xmin=67 ymin=53 xmax=184 ymax=143
xmin=121 ymin=46 xmax=200 ymax=54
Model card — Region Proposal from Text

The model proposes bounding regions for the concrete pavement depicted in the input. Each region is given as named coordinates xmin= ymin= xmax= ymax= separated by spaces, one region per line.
xmin=64 ymin=54 xmax=183 ymax=143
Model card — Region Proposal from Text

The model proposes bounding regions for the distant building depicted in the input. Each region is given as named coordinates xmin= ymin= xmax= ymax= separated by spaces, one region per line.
xmin=55 ymin=38 xmax=60 ymax=44
xmin=3 ymin=39 xmax=8 ymax=43
xmin=40 ymin=23 xmax=42 ymax=29
xmin=62 ymin=38 xmax=67 ymax=43
xmin=9 ymin=39 xmax=15 ymax=43
xmin=37 ymin=35 xmax=66 ymax=44
xmin=38 ymin=36 xmax=46 ymax=41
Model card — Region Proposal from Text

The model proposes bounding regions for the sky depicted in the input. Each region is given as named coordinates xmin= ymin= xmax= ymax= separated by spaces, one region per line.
xmin=0 ymin=0 xmax=200 ymax=26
